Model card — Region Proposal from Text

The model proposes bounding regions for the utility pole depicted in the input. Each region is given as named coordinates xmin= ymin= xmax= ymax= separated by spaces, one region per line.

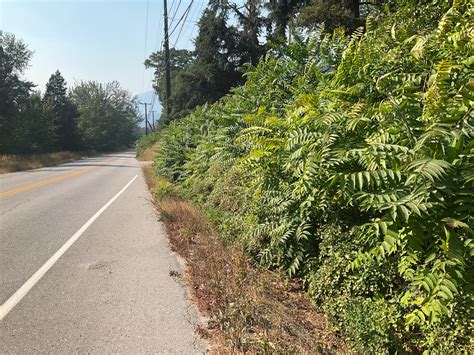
xmin=163 ymin=0 xmax=172 ymax=117
xmin=139 ymin=102 xmax=151 ymax=135
xmin=151 ymin=111 xmax=156 ymax=131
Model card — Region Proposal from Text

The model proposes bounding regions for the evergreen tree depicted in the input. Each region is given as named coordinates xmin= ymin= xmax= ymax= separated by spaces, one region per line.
xmin=44 ymin=70 xmax=80 ymax=151
xmin=145 ymin=48 xmax=196 ymax=124
xmin=232 ymin=0 xmax=265 ymax=66
xmin=193 ymin=0 xmax=242 ymax=91
xmin=265 ymin=0 xmax=308 ymax=42
xmin=146 ymin=1 xmax=244 ymax=125
xmin=297 ymin=0 xmax=385 ymax=33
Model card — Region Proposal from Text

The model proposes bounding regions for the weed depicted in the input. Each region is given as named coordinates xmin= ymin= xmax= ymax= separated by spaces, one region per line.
xmin=0 ymin=151 xmax=91 ymax=174
xmin=142 ymin=165 xmax=346 ymax=353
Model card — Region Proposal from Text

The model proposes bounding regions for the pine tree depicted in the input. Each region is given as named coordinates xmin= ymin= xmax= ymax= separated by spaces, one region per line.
xmin=44 ymin=70 xmax=80 ymax=151
xmin=265 ymin=0 xmax=308 ymax=42
xmin=232 ymin=0 xmax=265 ymax=66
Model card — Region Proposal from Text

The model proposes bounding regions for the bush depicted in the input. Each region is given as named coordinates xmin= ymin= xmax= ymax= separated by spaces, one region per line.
xmin=136 ymin=132 xmax=160 ymax=157
xmin=149 ymin=0 xmax=473 ymax=351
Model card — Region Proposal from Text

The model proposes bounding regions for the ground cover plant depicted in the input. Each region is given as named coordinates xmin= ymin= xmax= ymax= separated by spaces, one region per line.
xmin=142 ymin=165 xmax=345 ymax=353
xmin=142 ymin=0 xmax=473 ymax=351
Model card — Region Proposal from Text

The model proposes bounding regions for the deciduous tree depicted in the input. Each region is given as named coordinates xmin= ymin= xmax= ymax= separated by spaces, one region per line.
xmin=0 ymin=31 xmax=35 ymax=153
xmin=70 ymin=81 xmax=140 ymax=151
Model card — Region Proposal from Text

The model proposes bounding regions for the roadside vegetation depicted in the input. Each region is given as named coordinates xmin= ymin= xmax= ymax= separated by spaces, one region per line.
xmin=0 ymin=31 xmax=141 ymax=157
xmin=0 ymin=151 xmax=91 ymax=174
xmin=136 ymin=132 xmax=159 ymax=160
xmin=142 ymin=165 xmax=345 ymax=353
xmin=139 ymin=0 xmax=473 ymax=352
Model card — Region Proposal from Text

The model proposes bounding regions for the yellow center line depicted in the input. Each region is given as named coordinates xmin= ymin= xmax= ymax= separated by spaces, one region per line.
xmin=0 ymin=158 xmax=113 ymax=198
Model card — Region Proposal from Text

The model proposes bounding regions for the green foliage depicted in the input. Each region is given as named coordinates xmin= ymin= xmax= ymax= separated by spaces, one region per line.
xmin=44 ymin=70 xmax=81 ymax=151
xmin=0 ymin=31 xmax=39 ymax=153
xmin=146 ymin=2 xmax=244 ymax=124
xmin=136 ymin=131 xmax=160 ymax=157
xmin=1 ymin=32 xmax=141 ymax=154
xmin=16 ymin=93 xmax=58 ymax=153
xmin=338 ymin=297 xmax=395 ymax=352
xmin=149 ymin=0 xmax=473 ymax=351
xmin=145 ymin=48 xmax=196 ymax=124
xmin=297 ymin=0 xmax=361 ymax=33
xmin=70 ymin=81 xmax=140 ymax=151
xmin=264 ymin=0 xmax=308 ymax=42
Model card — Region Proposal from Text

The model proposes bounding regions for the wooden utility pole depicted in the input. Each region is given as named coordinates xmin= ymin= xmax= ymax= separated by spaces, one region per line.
xmin=139 ymin=102 xmax=151 ymax=135
xmin=163 ymin=0 xmax=172 ymax=117
xmin=151 ymin=111 xmax=156 ymax=131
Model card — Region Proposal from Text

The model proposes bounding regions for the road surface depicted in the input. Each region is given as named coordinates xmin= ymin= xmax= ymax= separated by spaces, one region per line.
xmin=0 ymin=151 xmax=206 ymax=353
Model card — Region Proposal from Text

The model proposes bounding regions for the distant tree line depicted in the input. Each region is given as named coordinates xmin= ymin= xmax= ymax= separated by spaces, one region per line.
xmin=145 ymin=0 xmax=386 ymax=126
xmin=0 ymin=31 xmax=140 ymax=154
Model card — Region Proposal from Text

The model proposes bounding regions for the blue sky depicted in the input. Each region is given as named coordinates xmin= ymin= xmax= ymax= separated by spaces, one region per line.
xmin=0 ymin=0 xmax=208 ymax=109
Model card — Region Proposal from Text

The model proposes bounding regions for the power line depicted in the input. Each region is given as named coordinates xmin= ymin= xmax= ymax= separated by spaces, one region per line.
xmin=168 ymin=0 xmax=176 ymax=15
xmin=153 ymin=2 xmax=163 ymax=54
xmin=149 ymin=0 xmax=164 ymax=112
xmin=147 ymin=0 xmax=205 ymax=115
xmin=170 ymin=0 xmax=183 ymax=24
xmin=172 ymin=1 xmax=194 ymax=47
xmin=184 ymin=0 xmax=205 ymax=47
xmin=167 ymin=0 xmax=177 ymax=28
xmin=168 ymin=17 xmax=198 ymax=24
xmin=151 ymin=24 xmax=166 ymax=112
xmin=141 ymin=0 xmax=151 ymax=93
xmin=168 ymin=0 xmax=193 ymax=38
xmin=163 ymin=0 xmax=172 ymax=116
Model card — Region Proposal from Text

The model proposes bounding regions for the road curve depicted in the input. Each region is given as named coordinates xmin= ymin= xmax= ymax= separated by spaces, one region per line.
xmin=0 ymin=151 xmax=206 ymax=353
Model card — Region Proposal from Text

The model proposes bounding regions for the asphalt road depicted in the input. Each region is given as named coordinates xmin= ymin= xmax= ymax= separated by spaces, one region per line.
xmin=0 ymin=151 xmax=206 ymax=353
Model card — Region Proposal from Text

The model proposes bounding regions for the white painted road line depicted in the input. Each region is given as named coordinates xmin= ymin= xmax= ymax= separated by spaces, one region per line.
xmin=0 ymin=175 xmax=138 ymax=321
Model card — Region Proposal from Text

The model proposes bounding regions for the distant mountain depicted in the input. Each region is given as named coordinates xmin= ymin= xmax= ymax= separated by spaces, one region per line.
xmin=135 ymin=90 xmax=162 ymax=128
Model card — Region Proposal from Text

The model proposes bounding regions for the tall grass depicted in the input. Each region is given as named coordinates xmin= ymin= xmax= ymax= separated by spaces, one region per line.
xmin=0 ymin=151 xmax=89 ymax=174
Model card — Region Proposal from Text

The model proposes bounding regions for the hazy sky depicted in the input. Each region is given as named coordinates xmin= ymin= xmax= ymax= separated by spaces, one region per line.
xmin=1 ymin=0 xmax=208 ymax=100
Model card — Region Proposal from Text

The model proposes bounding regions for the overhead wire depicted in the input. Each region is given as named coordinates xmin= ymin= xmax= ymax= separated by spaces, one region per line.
xmin=149 ymin=0 xmax=164 ymax=111
xmin=177 ymin=0 xmax=205 ymax=50
xmin=185 ymin=0 xmax=205 ymax=47
xmin=147 ymin=0 xmax=207 ymax=116
xmin=141 ymin=0 xmax=151 ymax=93
xmin=172 ymin=0 xmax=194 ymax=47
xmin=167 ymin=0 xmax=177 ymax=29
xmin=168 ymin=0 xmax=194 ymax=38
xmin=170 ymin=0 xmax=183 ymax=25
xmin=150 ymin=8 xmax=162 ymax=111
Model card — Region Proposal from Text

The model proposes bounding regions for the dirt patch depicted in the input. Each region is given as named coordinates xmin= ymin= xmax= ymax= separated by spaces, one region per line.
xmin=142 ymin=165 xmax=347 ymax=353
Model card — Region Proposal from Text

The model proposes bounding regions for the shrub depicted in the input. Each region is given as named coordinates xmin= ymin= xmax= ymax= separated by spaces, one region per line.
xmin=136 ymin=131 xmax=159 ymax=157
xmin=150 ymin=0 xmax=473 ymax=351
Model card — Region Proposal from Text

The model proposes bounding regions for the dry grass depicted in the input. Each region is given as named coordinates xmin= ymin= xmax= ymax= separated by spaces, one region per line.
xmin=143 ymin=165 xmax=347 ymax=354
xmin=137 ymin=143 xmax=159 ymax=161
xmin=0 ymin=151 xmax=90 ymax=174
